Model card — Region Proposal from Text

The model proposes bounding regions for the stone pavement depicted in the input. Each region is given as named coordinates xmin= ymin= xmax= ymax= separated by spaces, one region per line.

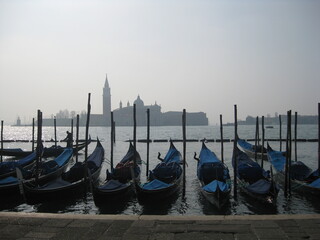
xmin=0 ymin=212 xmax=320 ymax=240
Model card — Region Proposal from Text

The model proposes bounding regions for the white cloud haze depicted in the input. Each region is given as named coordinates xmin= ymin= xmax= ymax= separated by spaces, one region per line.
xmin=1 ymin=0 xmax=319 ymax=125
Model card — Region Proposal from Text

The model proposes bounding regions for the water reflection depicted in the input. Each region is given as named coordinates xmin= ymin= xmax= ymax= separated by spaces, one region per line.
xmin=0 ymin=195 xmax=24 ymax=211
xmin=1 ymin=125 xmax=320 ymax=215
xmin=139 ymin=191 xmax=180 ymax=215
xmin=197 ymin=191 xmax=232 ymax=215
xmin=238 ymin=193 xmax=278 ymax=215
xmin=34 ymin=193 xmax=87 ymax=213
xmin=95 ymin=195 xmax=134 ymax=215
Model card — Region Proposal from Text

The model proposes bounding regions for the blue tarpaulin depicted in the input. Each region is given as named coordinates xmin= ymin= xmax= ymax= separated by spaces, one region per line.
xmin=238 ymin=139 xmax=254 ymax=151
xmin=268 ymin=149 xmax=286 ymax=172
xmin=308 ymin=178 xmax=320 ymax=188
xmin=246 ymin=179 xmax=272 ymax=194
xmin=203 ymin=180 xmax=229 ymax=193
xmin=0 ymin=176 xmax=18 ymax=185
xmin=142 ymin=179 xmax=172 ymax=190
xmin=99 ymin=179 xmax=127 ymax=190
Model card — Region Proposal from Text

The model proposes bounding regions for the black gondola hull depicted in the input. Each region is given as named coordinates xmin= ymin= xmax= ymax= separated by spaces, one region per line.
xmin=274 ymin=172 xmax=320 ymax=197
xmin=93 ymin=182 xmax=134 ymax=203
xmin=199 ymin=180 xmax=231 ymax=209
xmin=136 ymin=176 xmax=182 ymax=203
xmin=237 ymin=178 xmax=278 ymax=205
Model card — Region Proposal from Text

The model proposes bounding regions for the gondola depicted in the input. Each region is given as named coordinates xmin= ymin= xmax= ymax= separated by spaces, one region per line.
xmin=93 ymin=142 xmax=141 ymax=203
xmin=0 ymin=147 xmax=73 ymax=197
xmin=135 ymin=141 xmax=182 ymax=202
xmin=237 ymin=137 xmax=268 ymax=161
xmin=21 ymin=139 xmax=104 ymax=203
xmin=267 ymin=144 xmax=320 ymax=196
xmin=0 ymin=139 xmax=91 ymax=158
xmin=194 ymin=142 xmax=231 ymax=209
xmin=0 ymin=152 xmax=37 ymax=179
xmin=232 ymin=146 xmax=279 ymax=205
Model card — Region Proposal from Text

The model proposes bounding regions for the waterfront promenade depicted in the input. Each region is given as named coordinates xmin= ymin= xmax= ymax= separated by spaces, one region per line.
xmin=0 ymin=212 xmax=320 ymax=239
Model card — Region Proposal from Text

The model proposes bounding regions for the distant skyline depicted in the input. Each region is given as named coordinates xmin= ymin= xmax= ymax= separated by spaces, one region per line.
xmin=1 ymin=0 xmax=319 ymax=125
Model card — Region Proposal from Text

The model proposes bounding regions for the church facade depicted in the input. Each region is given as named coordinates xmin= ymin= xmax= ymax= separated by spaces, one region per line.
xmin=44 ymin=75 xmax=208 ymax=126
xmin=90 ymin=75 xmax=208 ymax=126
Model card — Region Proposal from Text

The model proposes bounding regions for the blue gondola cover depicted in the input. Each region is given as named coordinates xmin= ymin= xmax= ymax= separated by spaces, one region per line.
xmin=246 ymin=179 xmax=273 ymax=194
xmin=308 ymin=178 xmax=320 ymax=188
xmin=203 ymin=180 xmax=229 ymax=193
xmin=142 ymin=179 xmax=173 ymax=190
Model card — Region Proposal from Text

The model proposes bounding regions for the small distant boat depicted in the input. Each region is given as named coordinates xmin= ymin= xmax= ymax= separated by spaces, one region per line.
xmin=135 ymin=141 xmax=182 ymax=202
xmin=22 ymin=139 xmax=104 ymax=203
xmin=93 ymin=142 xmax=141 ymax=203
xmin=267 ymin=144 xmax=320 ymax=196
xmin=195 ymin=142 xmax=231 ymax=209
xmin=232 ymin=146 xmax=279 ymax=205
xmin=237 ymin=137 xmax=268 ymax=161
xmin=266 ymin=126 xmax=274 ymax=129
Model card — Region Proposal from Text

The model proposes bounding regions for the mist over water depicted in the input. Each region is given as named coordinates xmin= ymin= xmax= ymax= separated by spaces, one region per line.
xmin=1 ymin=125 xmax=319 ymax=215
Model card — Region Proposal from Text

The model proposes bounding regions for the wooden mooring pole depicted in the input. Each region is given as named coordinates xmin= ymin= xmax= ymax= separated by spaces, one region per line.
xmin=146 ymin=109 xmax=150 ymax=177
xmin=279 ymin=115 xmax=282 ymax=152
xmin=261 ymin=116 xmax=265 ymax=168
xmin=32 ymin=118 xmax=35 ymax=151
xmin=294 ymin=111 xmax=297 ymax=162
xmin=233 ymin=104 xmax=238 ymax=200
xmin=75 ymin=114 xmax=79 ymax=163
xmin=35 ymin=110 xmax=42 ymax=184
xmin=113 ymin=121 xmax=116 ymax=143
xmin=54 ymin=117 xmax=57 ymax=147
xmin=71 ymin=118 xmax=74 ymax=145
xmin=1 ymin=120 xmax=3 ymax=163
xmin=288 ymin=110 xmax=292 ymax=195
xmin=285 ymin=110 xmax=292 ymax=197
xmin=133 ymin=104 xmax=137 ymax=166
xmin=254 ymin=116 xmax=259 ymax=161
xmin=110 ymin=111 xmax=114 ymax=170
xmin=182 ymin=109 xmax=187 ymax=196
xmin=84 ymin=93 xmax=91 ymax=182
xmin=220 ymin=114 xmax=224 ymax=163
xmin=318 ymin=103 xmax=320 ymax=175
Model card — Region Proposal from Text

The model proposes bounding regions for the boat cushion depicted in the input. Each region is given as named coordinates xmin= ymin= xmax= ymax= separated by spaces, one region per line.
xmin=38 ymin=178 xmax=71 ymax=190
xmin=198 ymin=162 xmax=229 ymax=185
xmin=0 ymin=176 xmax=18 ymax=185
xmin=290 ymin=161 xmax=313 ymax=181
xmin=62 ymin=162 xmax=85 ymax=182
xmin=98 ymin=179 xmax=127 ymax=190
xmin=238 ymin=162 xmax=267 ymax=184
xmin=41 ymin=160 xmax=59 ymax=174
xmin=151 ymin=162 xmax=182 ymax=183
xmin=246 ymin=179 xmax=272 ymax=194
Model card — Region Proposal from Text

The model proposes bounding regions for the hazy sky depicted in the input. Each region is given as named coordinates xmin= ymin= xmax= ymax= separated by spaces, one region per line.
xmin=1 ymin=0 xmax=319 ymax=125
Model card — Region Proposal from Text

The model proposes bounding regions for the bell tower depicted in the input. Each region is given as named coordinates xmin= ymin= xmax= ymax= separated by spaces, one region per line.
xmin=103 ymin=74 xmax=111 ymax=126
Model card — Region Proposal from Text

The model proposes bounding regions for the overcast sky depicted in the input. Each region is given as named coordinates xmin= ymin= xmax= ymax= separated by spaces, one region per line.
xmin=1 ymin=0 xmax=319 ymax=125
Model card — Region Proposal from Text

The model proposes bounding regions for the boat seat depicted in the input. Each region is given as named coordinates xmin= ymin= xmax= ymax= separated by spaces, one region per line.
xmin=41 ymin=160 xmax=59 ymax=174
xmin=87 ymin=161 xmax=98 ymax=173
xmin=151 ymin=162 xmax=182 ymax=183
xmin=62 ymin=162 xmax=85 ymax=182
xmin=198 ymin=162 xmax=229 ymax=185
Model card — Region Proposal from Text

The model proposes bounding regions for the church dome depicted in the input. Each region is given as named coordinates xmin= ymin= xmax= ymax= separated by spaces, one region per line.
xmin=134 ymin=95 xmax=144 ymax=107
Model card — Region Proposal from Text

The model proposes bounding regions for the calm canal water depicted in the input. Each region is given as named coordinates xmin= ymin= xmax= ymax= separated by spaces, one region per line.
xmin=0 ymin=124 xmax=319 ymax=215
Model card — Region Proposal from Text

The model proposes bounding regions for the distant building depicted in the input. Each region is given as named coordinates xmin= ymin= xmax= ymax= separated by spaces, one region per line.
xmin=43 ymin=75 xmax=208 ymax=126
xmin=16 ymin=117 xmax=21 ymax=126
